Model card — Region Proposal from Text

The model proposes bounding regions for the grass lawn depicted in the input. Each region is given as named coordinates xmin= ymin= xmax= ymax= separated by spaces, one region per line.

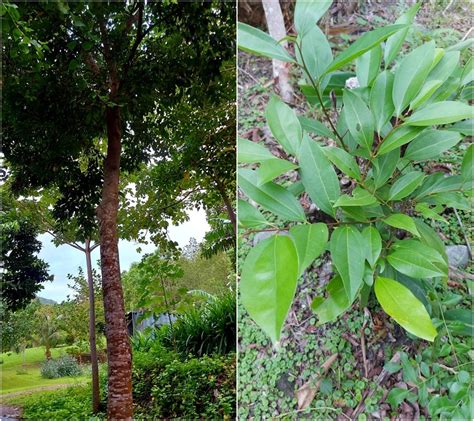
xmin=1 ymin=346 xmax=89 ymax=395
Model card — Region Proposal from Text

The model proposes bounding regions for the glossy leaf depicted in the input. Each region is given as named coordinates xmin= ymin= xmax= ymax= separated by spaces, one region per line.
xmin=294 ymin=0 xmax=332 ymax=36
xmin=389 ymin=171 xmax=425 ymax=200
xmin=330 ymin=226 xmax=365 ymax=301
xmin=266 ymin=95 xmax=303 ymax=156
xmin=404 ymin=101 xmax=473 ymax=126
xmin=334 ymin=186 xmax=378 ymax=207
xmin=414 ymin=173 xmax=466 ymax=198
xmin=311 ymin=276 xmax=352 ymax=324
xmin=298 ymin=135 xmax=340 ymax=217
xmin=378 ymin=126 xmax=424 ymax=156
xmin=387 ymin=240 xmax=447 ymax=278
xmin=370 ymin=70 xmax=395 ymax=134
xmin=414 ymin=218 xmax=448 ymax=265
xmin=297 ymin=26 xmax=333 ymax=85
xmin=375 ymin=277 xmax=437 ymax=341
xmin=238 ymin=169 xmax=306 ymax=222
xmin=356 ymin=44 xmax=382 ymax=87
xmin=404 ymin=130 xmax=462 ymax=161
xmin=461 ymin=144 xmax=473 ymax=182
xmin=257 ymin=158 xmax=298 ymax=185
xmin=449 ymin=119 xmax=474 ymax=136
xmin=362 ymin=226 xmax=382 ymax=267
xmin=372 ymin=147 xmax=400 ymax=189
xmin=240 ymin=235 xmax=299 ymax=344
xmin=415 ymin=203 xmax=448 ymax=224
xmin=392 ymin=41 xmax=435 ymax=116
xmin=238 ymin=199 xmax=269 ymax=229
xmin=290 ymin=223 xmax=328 ymax=276
xmin=238 ymin=137 xmax=275 ymax=163
xmin=383 ymin=213 xmax=420 ymax=237
xmin=343 ymin=89 xmax=374 ymax=150
xmin=238 ymin=22 xmax=295 ymax=63
xmin=324 ymin=24 xmax=407 ymax=74
xmin=322 ymin=146 xmax=361 ymax=181
xmin=384 ymin=3 xmax=421 ymax=67
xmin=298 ymin=116 xmax=335 ymax=139
xmin=410 ymin=51 xmax=460 ymax=109
xmin=461 ymin=57 xmax=473 ymax=86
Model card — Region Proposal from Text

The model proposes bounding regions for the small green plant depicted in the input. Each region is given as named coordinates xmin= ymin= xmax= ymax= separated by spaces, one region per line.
xmin=238 ymin=1 xmax=472 ymax=346
xmin=158 ymin=291 xmax=236 ymax=357
xmin=41 ymin=355 xmax=82 ymax=379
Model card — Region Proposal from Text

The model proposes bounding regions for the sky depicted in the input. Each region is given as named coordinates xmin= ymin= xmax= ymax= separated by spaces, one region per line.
xmin=37 ymin=208 xmax=210 ymax=303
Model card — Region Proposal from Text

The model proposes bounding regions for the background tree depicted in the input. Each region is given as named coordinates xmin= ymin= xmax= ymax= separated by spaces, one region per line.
xmin=3 ymin=2 xmax=235 ymax=418
xmin=0 ymin=190 xmax=53 ymax=311
xmin=34 ymin=305 xmax=61 ymax=360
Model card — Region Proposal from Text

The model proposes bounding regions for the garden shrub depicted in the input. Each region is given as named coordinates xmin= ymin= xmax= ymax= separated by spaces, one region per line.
xmin=237 ymin=0 xmax=472 ymax=346
xmin=7 ymin=385 xmax=104 ymax=420
xmin=40 ymin=355 xmax=82 ymax=379
xmin=158 ymin=291 xmax=236 ymax=357
xmin=132 ymin=350 xmax=236 ymax=420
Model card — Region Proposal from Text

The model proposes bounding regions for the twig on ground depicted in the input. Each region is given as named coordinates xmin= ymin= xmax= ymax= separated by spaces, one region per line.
xmin=453 ymin=208 xmax=472 ymax=259
xmin=361 ymin=314 xmax=369 ymax=378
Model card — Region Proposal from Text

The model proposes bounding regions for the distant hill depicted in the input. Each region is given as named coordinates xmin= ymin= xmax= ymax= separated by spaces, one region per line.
xmin=37 ymin=296 xmax=57 ymax=305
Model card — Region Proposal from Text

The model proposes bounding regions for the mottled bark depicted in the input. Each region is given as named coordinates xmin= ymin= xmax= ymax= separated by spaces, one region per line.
xmin=262 ymin=0 xmax=294 ymax=102
xmin=97 ymin=106 xmax=133 ymax=421
xmin=85 ymin=239 xmax=100 ymax=414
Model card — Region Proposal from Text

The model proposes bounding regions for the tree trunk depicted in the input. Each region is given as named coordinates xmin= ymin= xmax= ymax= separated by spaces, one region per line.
xmin=216 ymin=180 xmax=236 ymax=235
xmin=97 ymin=106 xmax=133 ymax=421
xmin=45 ymin=343 xmax=51 ymax=360
xmin=85 ymin=239 xmax=100 ymax=414
xmin=262 ymin=0 xmax=294 ymax=103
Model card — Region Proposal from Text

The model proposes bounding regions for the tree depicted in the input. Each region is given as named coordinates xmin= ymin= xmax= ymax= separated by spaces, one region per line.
xmin=3 ymin=2 xmax=234 ymax=417
xmin=0 ymin=191 xmax=53 ymax=311
xmin=34 ymin=305 xmax=61 ymax=360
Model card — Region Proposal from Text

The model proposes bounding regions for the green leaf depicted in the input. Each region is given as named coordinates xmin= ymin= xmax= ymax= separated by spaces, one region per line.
xmin=311 ymin=275 xmax=352 ymax=324
xmin=378 ymin=126 xmax=424 ymax=156
xmin=298 ymin=135 xmax=340 ymax=217
xmin=387 ymin=388 xmax=409 ymax=408
xmin=324 ymin=24 xmax=407 ymax=74
xmin=238 ymin=22 xmax=295 ymax=63
xmin=375 ymin=276 xmax=437 ymax=341
xmin=392 ymin=41 xmax=435 ymax=116
xmin=322 ymin=146 xmax=361 ymax=181
xmin=372 ymin=148 xmax=399 ymax=189
xmin=404 ymin=130 xmax=462 ymax=161
xmin=415 ymin=203 xmax=448 ymax=224
xmin=448 ymin=119 xmax=474 ymax=136
xmin=414 ymin=218 xmax=448 ymax=265
xmin=387 ymin=240 xmax=447 ymax=278
xmin=238 ymin=200 xmax=269 ymax=229
xmin=240 ymin=235 xmax=299 ymax=344
xmin=414 ymin=173 xmax=466 ymax=199
xmin=410 ymin=51 xmax=460 ymax=110
xmin=257 ymin=158 xmax=298 ymax=185
xmin=297 ymin=26 xmax=333 ymax=85
xmin=330 ymin=226 xmax=365 ymax=301
xmin=294 ymin=0 xmax=332 ymax=36
xmin=238 ymin=169 xmax=306 ymax=222
xmin=356 ymin=44 xmax=382 ymax=87
xmin=461 ymin=57 xmax=473 ymax=86
xmin=388 ymin=171 xmax=425 ymax=200
xmin=461 ymin=144 xmax=473 ymax=182
xmin=266 ymin=95 xmax=303 ymax=156
xmin=343 ymin=89 xmax=374 ymax=150
xmin=238 ymin=137 xmax=275 ymax=163
xmin=298 ymin=116 xmax=335 ymax=139
xmin=290 ymin=223 xmax=328 ymax=276
xmin=383 ymin=214 xmax=420 ymax=237
xmin=370 ymin=70 xmax=395 ymax=134
xmin=362 ymin=226 xmax=382 ymax=268
xmin=334 ymin=186 xmax=378 ymax=207
xmin=384 ymin=3 xmax=421 ymax=67
xmin=404 ymin=101 xmax=473 ymax=126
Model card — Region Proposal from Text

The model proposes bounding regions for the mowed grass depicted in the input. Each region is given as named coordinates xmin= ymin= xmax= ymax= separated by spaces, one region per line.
xmin=1 ymin=346 xmax=89 ymax=395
